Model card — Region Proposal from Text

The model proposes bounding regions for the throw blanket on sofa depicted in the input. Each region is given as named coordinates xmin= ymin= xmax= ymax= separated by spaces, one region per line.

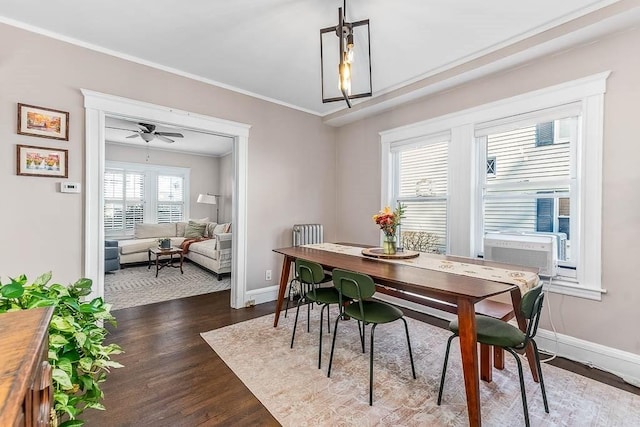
xmin=180 ymin=237 xmax=211 ymax=254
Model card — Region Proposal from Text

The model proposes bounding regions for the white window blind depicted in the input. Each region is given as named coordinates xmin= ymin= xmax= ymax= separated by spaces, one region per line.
xmin=393 ymin=140 xmax=448 ymax=253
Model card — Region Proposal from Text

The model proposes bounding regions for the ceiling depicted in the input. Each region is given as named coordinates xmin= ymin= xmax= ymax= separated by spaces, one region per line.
xmin=0 ymin=1 xmax=634 ymax=118
xmin=105 ymin=117 xmax=233 ymax=157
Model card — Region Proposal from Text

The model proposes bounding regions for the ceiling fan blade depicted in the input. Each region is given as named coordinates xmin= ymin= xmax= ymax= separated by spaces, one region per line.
xmin=156 ymin=135 xmax=175 ymax=143
xmin=137 ymin=123 xmax=155 ymax=133
xmin=126 ymin=133 xmax=140 ymax=139
xmin=156 ymin=132 xmax=184 ymax=138
xmin=106 ymin=126 xmax=139 ymax=132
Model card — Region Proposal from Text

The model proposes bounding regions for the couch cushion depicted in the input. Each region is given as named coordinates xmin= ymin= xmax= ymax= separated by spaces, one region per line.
xmin=134 ymin=223 xmax=177 ymax=239
xmin=205 ymin=222 xmax=217 ymax=238
xmin=213 ymin=223 xmax=227 ymax=235
xmin=188 ymin=239 xmax=219 ymax=260
xmin=119 ymin=238 xmax=158 ymax=255
xmin=185 ymin=221 xmax=207 ymax=239
xmin=176 ymin=221 xmax=187 ymax=237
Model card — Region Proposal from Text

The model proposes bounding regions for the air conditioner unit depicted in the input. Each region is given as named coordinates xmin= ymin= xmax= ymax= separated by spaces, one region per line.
xmin=484 ymin=233 xmax=557 ymax=277
xmin=492 ymin=230 xmax=567 ymax=261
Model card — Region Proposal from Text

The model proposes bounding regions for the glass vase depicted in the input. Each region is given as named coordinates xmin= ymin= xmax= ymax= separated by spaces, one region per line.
xmin=382 ymin=234 xmax=397 ymax=255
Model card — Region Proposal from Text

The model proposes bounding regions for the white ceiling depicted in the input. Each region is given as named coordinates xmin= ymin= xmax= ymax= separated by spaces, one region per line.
xmin=105 ymin=116 xmax=233 ymax=157
xmin=0 ymin=1 xmax=631 ymax=117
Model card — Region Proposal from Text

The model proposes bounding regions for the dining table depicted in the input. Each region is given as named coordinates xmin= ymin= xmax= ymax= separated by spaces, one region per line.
xmin=272 ymin=242 xmax=540 ymax=427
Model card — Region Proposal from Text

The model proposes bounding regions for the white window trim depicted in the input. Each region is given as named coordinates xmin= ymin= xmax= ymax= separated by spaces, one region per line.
xmin=380 ymin=71 xmax=609 ymax=301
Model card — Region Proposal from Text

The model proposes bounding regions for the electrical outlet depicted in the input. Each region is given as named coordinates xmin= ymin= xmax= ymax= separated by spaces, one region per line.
xmin=265 ymin=269 xmax=272 ymax=281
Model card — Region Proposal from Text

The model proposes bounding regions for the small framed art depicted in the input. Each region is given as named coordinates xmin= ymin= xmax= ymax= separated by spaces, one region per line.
xmin=16 ymin=144 xmax=69 ymax=178
xmin=17 ymin=103 xmax=69 ymax=141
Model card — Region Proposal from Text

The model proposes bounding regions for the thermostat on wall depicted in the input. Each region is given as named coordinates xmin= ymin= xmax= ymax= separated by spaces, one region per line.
xmin=60 ymin=182 xmax=81 ymax=193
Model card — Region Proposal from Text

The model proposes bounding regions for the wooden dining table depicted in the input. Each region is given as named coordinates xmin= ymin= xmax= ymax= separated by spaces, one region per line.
xmin=272 ymin=243 xmax=539 ymax=427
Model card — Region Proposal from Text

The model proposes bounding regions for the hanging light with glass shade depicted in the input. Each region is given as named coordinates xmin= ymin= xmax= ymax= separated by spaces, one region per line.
xmin=320 ymin=0 xmax=372 ymax=108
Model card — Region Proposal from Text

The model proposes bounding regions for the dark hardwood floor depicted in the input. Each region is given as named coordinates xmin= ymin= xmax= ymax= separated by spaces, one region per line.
xmin=84 ymin=291 xmax=638 ymax=426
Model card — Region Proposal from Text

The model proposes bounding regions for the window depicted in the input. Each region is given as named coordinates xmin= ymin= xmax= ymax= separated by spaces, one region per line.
xmin=104 ymin=161 xmax=190 ymax=237
xmin=391 ymin=137 xmax=449 ymax=254
xmin=104 ymin=170 xmax=145 ymax=233
xmin=478 ymin=116 xmax=578 ymax=266
xmin=381 ymin=72 xmax=609 ymax=300
xmin=157 ymin=175 xmax=185 ymax=223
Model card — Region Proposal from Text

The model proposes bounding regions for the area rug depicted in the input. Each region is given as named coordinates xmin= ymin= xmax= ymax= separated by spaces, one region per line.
xmin=201 ymin=306 xmax=640 ymax=426
xmin=105 ymin=262 xmax=230 ymax=310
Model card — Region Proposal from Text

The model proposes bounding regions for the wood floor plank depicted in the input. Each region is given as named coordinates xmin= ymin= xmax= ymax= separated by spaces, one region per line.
xmin=83 ymin=289 xmax=638 ymax=426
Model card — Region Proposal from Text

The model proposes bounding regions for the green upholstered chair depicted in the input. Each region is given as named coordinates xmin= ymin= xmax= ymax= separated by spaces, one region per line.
xmin=327 ymin=268 xmax=416 ymax=406
xmin=290 ymin=259 xmax=342 ymax=369
xmin=284 ymin=262 xmax=332 ymax=319
xmin=437 ymin=284 xmax=548 ymax=427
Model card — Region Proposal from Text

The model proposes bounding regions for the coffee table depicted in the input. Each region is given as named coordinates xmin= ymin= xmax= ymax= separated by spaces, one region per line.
xmin=148 ymin=247 xmax=184 ymax=278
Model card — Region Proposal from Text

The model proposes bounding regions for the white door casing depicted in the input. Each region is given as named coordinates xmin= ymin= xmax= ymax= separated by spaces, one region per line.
xmin=82 ymin=90 xmax=250 ymax=309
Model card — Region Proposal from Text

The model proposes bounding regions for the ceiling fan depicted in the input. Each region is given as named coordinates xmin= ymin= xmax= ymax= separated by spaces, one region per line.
xmin=109 ymin=122 xmax=184 ymax=143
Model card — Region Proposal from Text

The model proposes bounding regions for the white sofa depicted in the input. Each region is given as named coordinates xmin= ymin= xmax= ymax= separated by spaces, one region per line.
xmin=114 ymin=222 xmax=232 ymax=280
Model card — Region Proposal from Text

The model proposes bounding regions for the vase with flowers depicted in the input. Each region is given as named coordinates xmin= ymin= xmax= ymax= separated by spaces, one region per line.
xmin=372 ymin=204 xmax=405 ymax=255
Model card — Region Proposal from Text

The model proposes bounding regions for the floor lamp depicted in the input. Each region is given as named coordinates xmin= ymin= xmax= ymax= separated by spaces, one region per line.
xmin=197 ymin=193 xmax=219 ymax=223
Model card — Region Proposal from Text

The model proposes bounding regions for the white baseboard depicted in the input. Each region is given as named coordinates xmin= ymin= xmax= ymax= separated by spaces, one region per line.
xmin=245 ymin=285 xmax=279 ymax=306
xmin=375 ymin=293 xmax=640 ymax=388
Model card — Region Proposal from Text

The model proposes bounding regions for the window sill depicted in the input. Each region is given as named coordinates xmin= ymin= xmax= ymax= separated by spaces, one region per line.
xmin=545 ymin=277 xmax=605 ymax=301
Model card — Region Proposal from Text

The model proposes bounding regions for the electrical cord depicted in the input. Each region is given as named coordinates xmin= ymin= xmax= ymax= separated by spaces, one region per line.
xmin=538 ymin=276 xmax=558 ymax=363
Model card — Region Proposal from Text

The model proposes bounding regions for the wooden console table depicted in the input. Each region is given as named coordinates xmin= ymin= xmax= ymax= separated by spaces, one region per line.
xmin=0 ymin=306 xmax=54 ymax=426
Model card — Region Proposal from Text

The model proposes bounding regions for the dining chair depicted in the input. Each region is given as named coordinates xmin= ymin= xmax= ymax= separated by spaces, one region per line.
xmin=290 ymin=259 xmax=342 ymax=369
xmin=327 ymin=268 xmax=416 ymax=406
xmin=437 ymin=284 xmax=548 ymax=427
xmin=284 ymin=261 xmax=332 ymax=318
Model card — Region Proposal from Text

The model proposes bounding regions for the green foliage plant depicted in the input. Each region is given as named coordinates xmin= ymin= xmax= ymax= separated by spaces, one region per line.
xmin=0 ymin=272 xmax=123 ymax=427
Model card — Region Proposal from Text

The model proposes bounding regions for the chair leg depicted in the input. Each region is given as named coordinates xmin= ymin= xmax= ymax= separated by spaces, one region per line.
xmin=506 ymin=348 xmax=530 ymax=427
xmin=318 ymin=304 xmax=328 ymax=369
xmin=327 ymin=315 xmax=342 ymax=378
xmin=369 ymin=324 xmax=377 ymax=406
xmin=531 ymin=340 xmax=549 ymax=413
xmin=400 ymin=317 xmax=416 ymax=379
xmin=307 ymin=299 xmax=311 ymax=333
xmin=358 ymin=321 xmax=366 ymax=353
xmin=290 ymin=297 xmax=304 ymax=348
xmin=437 ymin=334 xmax=457 ymax=405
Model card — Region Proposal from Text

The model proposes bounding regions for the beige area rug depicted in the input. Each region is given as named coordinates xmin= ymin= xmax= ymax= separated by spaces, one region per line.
xmin=105 ymin=262 xmax=230 ymax=310
xmin=201 ymin=305 xmax=640 ymax=426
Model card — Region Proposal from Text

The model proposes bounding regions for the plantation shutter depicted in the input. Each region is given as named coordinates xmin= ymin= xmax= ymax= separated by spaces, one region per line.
xmin=124 ymin=173 xmax=145 ymax=231
xmin=157 ymin=175 xmax=184 ymax=223
xmin=104 ymin=169 xmax=144 ymax=234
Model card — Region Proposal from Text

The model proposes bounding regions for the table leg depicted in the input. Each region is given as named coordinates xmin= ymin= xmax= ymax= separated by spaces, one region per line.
xmin=179 ymin=252 xmax=184 ymax=274
xmin=148 ymin=250 xmax=151 ymax=270
xmin=155 ymin=255 xmax=160 ymax=278
xmin=480 ymin=344 xmax=492 ymax=383
xmin=510 ymin=288 xmax=539 ymax=383
xmin=273 ymin=255 xmax=293 ymax=327
xmin=494 ymin=347 xmax=504 ymax=370
xmin=457 ymin=298 xmax=481 ymax=427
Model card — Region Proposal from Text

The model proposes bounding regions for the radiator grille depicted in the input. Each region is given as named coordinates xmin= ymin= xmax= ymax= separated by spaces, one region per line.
xmin=292 ymin=224 xmax=324 ymax=246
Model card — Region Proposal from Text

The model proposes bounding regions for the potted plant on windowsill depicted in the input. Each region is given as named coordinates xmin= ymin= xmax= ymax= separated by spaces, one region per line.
xmin=158 ymin=237 xmax=171 ymax=249
xmin=0 ymin=273 xmax=123 ymax=426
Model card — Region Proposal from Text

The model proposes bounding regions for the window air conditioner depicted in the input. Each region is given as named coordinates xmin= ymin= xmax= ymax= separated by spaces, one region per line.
xmin=484 ymin=233 xmax=557 ymax=278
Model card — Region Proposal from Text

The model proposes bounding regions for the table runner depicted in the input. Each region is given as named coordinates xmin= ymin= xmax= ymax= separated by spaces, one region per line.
xmin=302 ymin=243 xmax=538 ymax=293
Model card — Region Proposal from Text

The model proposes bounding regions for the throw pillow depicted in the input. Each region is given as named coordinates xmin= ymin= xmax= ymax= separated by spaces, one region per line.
xmin=176 ymin=221 xmax=188 ymax=237
xmin=213 ymin=223 xmax=226 ymax=235
xmin=184 ymin=221 xmax=207 ymax=239
xmin=224 ymin=223 xmax=232 ymax=233
xmin=206 ymin=222 xmax=217 ymax=238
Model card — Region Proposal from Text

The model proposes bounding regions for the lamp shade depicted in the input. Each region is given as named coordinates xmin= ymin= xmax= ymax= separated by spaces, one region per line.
xmin=197 ymin=194 xmax=217 ymax=205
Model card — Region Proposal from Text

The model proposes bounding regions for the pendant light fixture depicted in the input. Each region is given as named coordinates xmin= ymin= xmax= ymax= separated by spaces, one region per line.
xmin=320 ymin=0 xmax=372 ymax=108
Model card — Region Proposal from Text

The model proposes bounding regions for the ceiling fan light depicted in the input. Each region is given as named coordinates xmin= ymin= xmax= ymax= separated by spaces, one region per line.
xmin=141 ymin=133 xmax=154 ymax=142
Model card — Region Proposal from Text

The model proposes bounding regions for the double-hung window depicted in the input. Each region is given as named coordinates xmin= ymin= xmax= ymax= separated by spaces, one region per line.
xmin=390 ymin=134 xmax=449 ymax=253
xmin=104 ymin=161 xmax=190 ymax=237
xmin=476 ymin=107 xmax=580 ymax=273
xmin=381 ymin=72 xmax=608 ymax=300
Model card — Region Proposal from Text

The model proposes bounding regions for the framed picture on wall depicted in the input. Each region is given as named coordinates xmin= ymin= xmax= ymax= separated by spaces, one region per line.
xmin=16 ymin=144 xmax=69 ymax=178
xmin=17 ymin=103 xmax=69 ymax=141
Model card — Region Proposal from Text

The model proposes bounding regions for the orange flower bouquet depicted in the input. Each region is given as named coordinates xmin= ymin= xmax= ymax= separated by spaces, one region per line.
xmin=372 ymin=204 xmax=405 ymax=254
